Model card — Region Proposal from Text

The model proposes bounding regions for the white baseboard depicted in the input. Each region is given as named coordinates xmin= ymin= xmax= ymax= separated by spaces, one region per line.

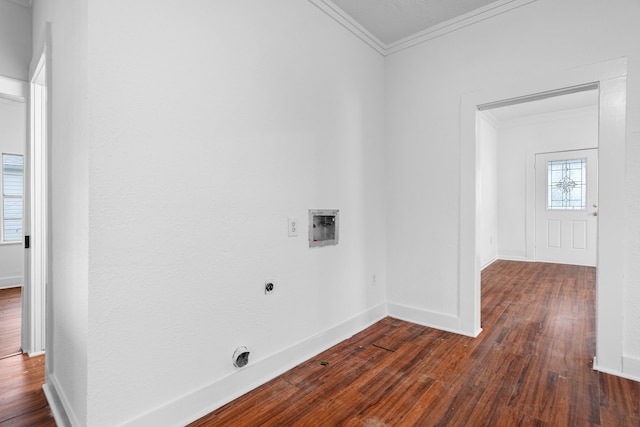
xmin=43 ymin=373 xmax=78 ymax=427
xmin=0 ymin=275 xmax=22 ymax=289
xmin=495 ymin=255 xmax=529 ymax=262
xmin=481 ymin=257 xmax=498 ymax=270
xmin=120 ymin=303 xmax=387 ymax=427
xmin=622 ymin=355 xmax=640 ymax=382
xmin=593 ymin=355 xmax=640 ymax=383
xmin=386 ymin=302 xmax=468 ymax=336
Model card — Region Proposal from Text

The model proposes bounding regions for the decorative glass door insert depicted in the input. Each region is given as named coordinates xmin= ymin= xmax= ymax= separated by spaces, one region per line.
xmin=547 ymin=158 xmax=587 ymax=210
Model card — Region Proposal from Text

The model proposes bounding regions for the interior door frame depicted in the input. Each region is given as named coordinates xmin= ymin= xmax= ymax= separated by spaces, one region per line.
xmin=460 ymin=58 xmax=628 ymax=378
xmin=22 ymin=24 xmax=52 ymax=358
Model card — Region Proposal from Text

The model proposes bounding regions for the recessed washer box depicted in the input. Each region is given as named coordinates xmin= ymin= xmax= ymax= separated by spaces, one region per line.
xmin=308 ymin=209 xmax=339 ymax=248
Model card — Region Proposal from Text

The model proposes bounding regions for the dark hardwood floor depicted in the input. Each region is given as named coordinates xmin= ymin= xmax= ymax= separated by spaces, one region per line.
xmin=0 ymin=287 xmax=22 ymax=358
xmin=0 ymin=354 xmax=54 ymax=426
xmin=0 ymin=287 xmax=56 ymax=426
xmin=192 ymin=261 xmax=640 ymax=426
xmin=2 ymin=262 xmax=639 ymax=426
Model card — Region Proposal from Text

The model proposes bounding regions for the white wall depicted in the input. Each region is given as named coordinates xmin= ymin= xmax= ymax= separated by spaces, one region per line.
xmin=478 ymin=113 xmax=498 ymax=269
xmin=496 ymin=107 xmax=599 ymax=261
xmin=0 ymin=0 xmax=31 ymax=81
xmin=0 ymin=0 xmax=30 ymax=290
xmin=385 ymin=0 xmax=640 ymax=376
xmin=81 ymin=1 xmax=386 ymax=425
xmin=32 ymin=1 xmax=89 ymax=425
xmin=0 ymin=97 xmax=26 ymax=289
xmin=32 ymin=0 xmax=640 ymax=424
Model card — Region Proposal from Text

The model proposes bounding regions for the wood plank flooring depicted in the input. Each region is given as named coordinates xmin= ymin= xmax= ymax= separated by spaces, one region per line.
xmin=0 ymin=354 xmax=54 ymax=426
xmin=0 ymin=287 xmax=22 ymax=358
xmin=0 ymin=287 xmax=56 ymax=425
xmin=2 ymin=261 xmax=639 ymax=426
xmin=192 ymin=261 xmax=640 ymax=426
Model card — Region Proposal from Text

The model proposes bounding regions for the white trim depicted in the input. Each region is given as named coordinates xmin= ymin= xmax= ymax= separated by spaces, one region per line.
xmin=0 ymin=75 xmax=28 ymax=101
xmin=308 ymin=0 xmax=537 ymax=56
xmin=593 ymin=356 xmax=640 ymax=383
xmin=480 ymin=257 xmax=498 ymax=271
xmin=459 ymin=104 xmax=483 ymax=338
xmin=385 ymin=0 xmax=538 ymax=55
xmin=595 ymin=67 xmax=627 ymax=374
xmin=497 ymin=253 xmax=529 ymax=262
xmin=0 ymin=241 xmax=23 ymax=246
xmin=22 ymin=22 xmax=51 ymax=359
xmin=461 ymin=57 xmax=628 ymax=379
xmin=477 ymin=82 xmax=599 ymax=111
xmin=0 ymin=275 xmax=22 ymax=289
xmin=119 ymin=304 xmax=387 ymax=427
xmin=622 ymin=355 xmax=640 ymax=382
xmin=387 ymin=302 xmax=481 ymax=338
xmin=43 ymin=373 xmax=76 ymax=427
xmin=307 ymin=0 xmax=386 ymax=55
xmin=480 ymin=109 xmax=501 ymax=128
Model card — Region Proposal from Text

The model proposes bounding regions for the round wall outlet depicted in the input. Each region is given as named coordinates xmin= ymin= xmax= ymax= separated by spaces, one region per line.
xmin=265 ymin=281 xmax=275 ymax=294
xmin=232 ymin=346 xmax=250 ymax=368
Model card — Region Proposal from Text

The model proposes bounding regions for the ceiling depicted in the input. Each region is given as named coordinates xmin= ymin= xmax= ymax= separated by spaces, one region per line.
xmin=330 ymin=0 xmax=499 ymax=45
xmin=310 ymin=0 xmax=538 ymax=54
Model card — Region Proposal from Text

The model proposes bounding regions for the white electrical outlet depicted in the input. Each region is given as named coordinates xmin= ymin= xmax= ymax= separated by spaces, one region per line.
xmin=288 ymin=217 xmax=298 ymax=237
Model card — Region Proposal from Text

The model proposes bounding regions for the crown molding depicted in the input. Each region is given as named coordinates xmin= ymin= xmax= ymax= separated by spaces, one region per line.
xmin=385 ymin=0 xmax=538 ymax=55
xmin=2 ymin=0 xmax=32 ymax=8
xmin=308 ymin=0 xmax=386 ymax=55
xmin=309 ymin=0 xmax=538 ymax=56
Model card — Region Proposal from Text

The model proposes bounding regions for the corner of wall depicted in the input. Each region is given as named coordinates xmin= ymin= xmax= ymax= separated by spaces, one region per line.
xmin=42 ymin=373 xmax=79 ymax=427
xmin=387 ymin=302 xmax=462 ymax=335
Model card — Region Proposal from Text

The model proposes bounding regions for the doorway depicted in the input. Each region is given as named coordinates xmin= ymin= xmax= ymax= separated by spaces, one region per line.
xmin=460 ymin=58 xmax=628 ymax=375
xmin=478 ymin=89 xmax=599 ymax=268
xmin=0 ymin=80 xmax=28 ymax=359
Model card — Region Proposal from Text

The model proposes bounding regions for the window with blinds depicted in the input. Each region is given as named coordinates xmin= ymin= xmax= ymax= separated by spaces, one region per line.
xmin=2 ymin=153 xmax=24 ymax=242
